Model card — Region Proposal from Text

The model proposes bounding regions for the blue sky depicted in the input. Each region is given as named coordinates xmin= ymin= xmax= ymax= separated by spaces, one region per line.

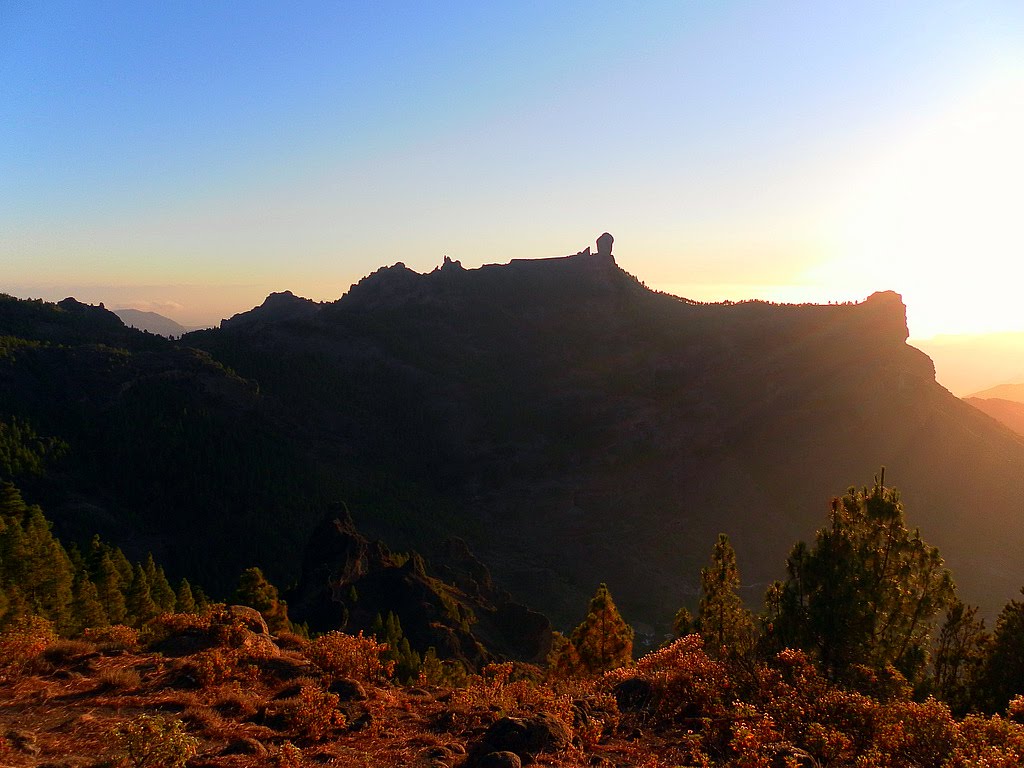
xmin=2 ymin=1 xmax=1022 ymax=335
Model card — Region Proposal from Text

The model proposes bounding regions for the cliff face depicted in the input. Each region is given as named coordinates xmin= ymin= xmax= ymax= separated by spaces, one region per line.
xmin=189 ymin=248 xmax=1024 ymax=630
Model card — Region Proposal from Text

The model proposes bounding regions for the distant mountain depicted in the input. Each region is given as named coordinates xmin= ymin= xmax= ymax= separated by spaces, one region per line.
xmin=113 ymin=308 xmax=190 ymax=337
xmin=968 ymin=382 xmax=1024 ymax=403
xmin=963 ymin=398 xmax=1024 ymax=438
xmin=913 ymin=332 xmax=1024 ymax=396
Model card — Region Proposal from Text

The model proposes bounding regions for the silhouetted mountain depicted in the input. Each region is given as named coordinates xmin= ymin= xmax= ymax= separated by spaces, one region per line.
xmin=0 ymin=293 xmax=339 ymax=592
xmin=113 ymin=308 xmax=190 ymax=337
xmin=968 ymin=382 xmax=1024 ymax=403
xmin=184 ymin=241 xmax=1024 ymax=628
xmin=964 ymin=398 xmax=1024 ymax=437
xmin=220 ymin=290 xmax=321 ymax=330
xmin=6 ymin=240 xmax=1024 ymax=633
xmin=0 ymin=294 xmax=159 ymax=350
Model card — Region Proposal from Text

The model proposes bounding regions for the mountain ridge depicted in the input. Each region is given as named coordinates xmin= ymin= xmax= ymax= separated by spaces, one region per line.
xmin=5 ymin=242 xmax=1024 ymax=631
xmin=185 ymin=241 xmax=1023 ymax=628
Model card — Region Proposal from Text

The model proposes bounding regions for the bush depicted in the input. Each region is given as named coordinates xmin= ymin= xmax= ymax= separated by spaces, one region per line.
xmin=0 ymin=615 xmax=57 ymax=680
xmin=604 ymin=634 xmax=730 ymax=725
xmin=96 ymin=666 xmax=142 ymax=692
xmin=285 ymin=685 xmax=346 ymax=742
xmin=84 ymin=624 xmax=139 ymax=652
xmin=114 ymin=715 xmax=199 ymax=768
xmin=41 ymin=638 xmax=97 ymax=666
xmin=307 ymin=631 xmax=394 ymax=682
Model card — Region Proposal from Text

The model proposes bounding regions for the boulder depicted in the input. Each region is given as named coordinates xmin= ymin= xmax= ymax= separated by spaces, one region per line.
xmin=468 ymin=713 xmax=570 ymax=764
xmin=478 ymin=752 xmax=522 ymax=768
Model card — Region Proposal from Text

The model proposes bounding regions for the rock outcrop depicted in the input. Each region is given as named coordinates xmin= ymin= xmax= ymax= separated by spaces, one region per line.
xmin=287 ymin=504 xmax=553 ymax=669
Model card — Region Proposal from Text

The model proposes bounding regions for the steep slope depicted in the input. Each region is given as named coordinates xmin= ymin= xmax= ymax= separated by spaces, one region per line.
xmin=964 ymin=397 xmax=1024 ymax=437
xmin=187 ymin=243 xmax=1024 ymax=629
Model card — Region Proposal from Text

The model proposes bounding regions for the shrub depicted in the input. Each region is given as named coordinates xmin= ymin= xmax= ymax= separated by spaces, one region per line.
xmin=272 ymin=740 xmax=304 ymax=768
xmin=96 ymin=666 xmax=142 ymax=692
xmin=285 ymin=685 xmax=346 ymax=742
xmin=604 ymin=634 xmax=730 ymax=725
xmin=41 ymin=638 xmax=97 ymax=666
xmin=142 ymin=611 xmax=210 ymax=646
xmin=0 ymin=615 xmax=57 ymax=680
xmin=84 ymin=624 xmax=139 ymax=652
xmin=307 ymin=631 xmax=394 ymax=682
xmin=114 ymin=715 xmax=199 ymax=768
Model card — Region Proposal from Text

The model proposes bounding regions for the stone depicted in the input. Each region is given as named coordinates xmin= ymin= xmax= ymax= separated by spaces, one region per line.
xmin=478 ymin=751 xmax=522 ymax=768
xmin=612 ymin=677 xmax=656 ymax=712
xmin=469 ymin=713 xmax=571 ymax=764
xmin=327 ymin=677 xmax=367 ymax=701
xmin=226 ymin=604 xmax=270 ymax=635
xmin=596 ymin=232 xmax=614 ymax=256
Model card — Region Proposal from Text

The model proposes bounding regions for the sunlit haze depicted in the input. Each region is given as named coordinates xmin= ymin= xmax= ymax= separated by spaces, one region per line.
xmin=3 ymin=2 xmax=1023 ymax=359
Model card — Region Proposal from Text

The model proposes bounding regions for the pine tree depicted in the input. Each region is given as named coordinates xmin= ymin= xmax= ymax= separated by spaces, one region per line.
xmin=191 ymin=584 xmax=211 ymax=612
xmin=672 ymin=607 xmax=694 ymax=639
xmin=175 ymin=578 xmax=196 ymax=614
xmin=0 ymin=585 xmax=31 ymax=629
xmin=126 ymin=563 xmax=158 ymax=627
xmin=933 ymin=600 xmax=989 ymax=714
xmin=143 ymin=554 xmax=176 ymax=613
xmin=234 ymin=566 xmax=290 ymax=632
xmin=0 ymin=482 xmax=27 ymax=518
xmin=570 ymin=583 xmax=634 ymax=674
xmin=94 ymin=551 xmax=127 ymax=625
xmin=20 ymin=506 xmax=74 ymax=632
xmin=979 ymin=591 xmax=1024 ymax=712
xmin=697 ymin=533 xmax=754 ymax=656
xmin=70 ymin=571 xmax=108 ymax=635
xmin=546 ymin=630 xmax=582 ymax=677
xmin=773 ymin=472 xmax=955 ymax=683
xmin=371 ymin=611 xmax=422 ymax=682
xmin=0 ymin=513 xmax=28 ymax=585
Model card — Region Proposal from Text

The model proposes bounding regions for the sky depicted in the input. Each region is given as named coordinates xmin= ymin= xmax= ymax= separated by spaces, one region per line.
xmin=2 ymin=1 xmax=1024 ymax=345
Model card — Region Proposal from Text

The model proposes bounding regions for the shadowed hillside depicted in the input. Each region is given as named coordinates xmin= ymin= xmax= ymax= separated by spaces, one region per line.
xmin=183 ymin=241 xmax=1024 ymax=629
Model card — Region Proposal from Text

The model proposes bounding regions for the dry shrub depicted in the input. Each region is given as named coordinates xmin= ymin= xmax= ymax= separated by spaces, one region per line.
xmin=954 ymin=714 xmax=1024 ymax=767
xmin=0 ymin=615 xmax=57 ymax=680
xmin=276 ymin=631 xmax=308 ymax=651
xmin=83 ymin=623 xmax=139 ymax=652
xmin=447 ymin=662 xmax=578 ymax=737
xmin=605 ymin=634 xmax=730 ymax=726
xmin=96 ymin=666 xmax=142 ymax=692
xmin=142 ymin=611 xmax=210 ymax=646
xmin=207 ymin=606 xmax=255 ymax=648
xmin=267 ymin=684 xmax=346 ymax=742
xmin=272 ymin=740 xmax=304 ymax=768
xmin=306 ymin=631 xmax=393 ymax=683
xmin=114 ymin=714 xmax=199 ymax=768
xmin=180 ymin=705 xmax=223 ymax=734
xmin=186 ymin=647 xmax=239 ymax=687
xmin=41 ymin=638 xmax=98 ymax=666
xmin=213 ymin=682 xmax=262 ymax=719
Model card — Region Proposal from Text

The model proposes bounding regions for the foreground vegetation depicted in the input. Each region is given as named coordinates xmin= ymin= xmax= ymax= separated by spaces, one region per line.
xmin=3 ymin=605 xmax=1024 ymax=767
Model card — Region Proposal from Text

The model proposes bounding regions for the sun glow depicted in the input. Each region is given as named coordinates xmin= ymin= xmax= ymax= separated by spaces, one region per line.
xmin=814 ymin=70 xmax=1024 ymax=339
